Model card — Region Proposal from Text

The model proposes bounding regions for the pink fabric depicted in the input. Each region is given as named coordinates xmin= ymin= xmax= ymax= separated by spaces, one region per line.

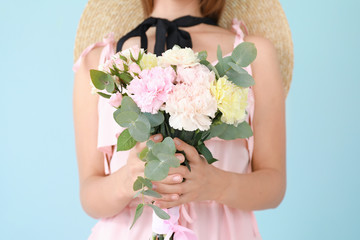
xmin=74 ymin=18 xmax=261 ymax=240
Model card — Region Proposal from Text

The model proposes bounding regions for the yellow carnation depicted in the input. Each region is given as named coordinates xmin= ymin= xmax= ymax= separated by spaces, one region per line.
xmin=140 ymin=53 xmax=158 ymax=69
xmin=210 ymin=76 xmax=249 ymax=126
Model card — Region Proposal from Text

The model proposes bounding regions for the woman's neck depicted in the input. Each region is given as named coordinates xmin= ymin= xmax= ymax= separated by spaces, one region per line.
xmin=150 ymin=0 xmax=202 ymax=21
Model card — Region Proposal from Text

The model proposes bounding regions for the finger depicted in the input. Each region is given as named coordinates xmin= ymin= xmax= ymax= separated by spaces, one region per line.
xmin=152 ymin=181 xmax=189 ymax=195
xmin=175 ymin=153 xmax=185 ymax=163
xmin=145 ymin=193 xmax=180 ymax=202
xmin=168 ymin=165 xmax=190 ymax=178
xmin=155 ymin=193 xmax=191 ymax=209
xmin=174 ymin=138 xmax=200 ymax=163
xmin=153 ymin=174 xmax=183 ymax=185
xmin=149 ymin=133 xmax=163 ymax=143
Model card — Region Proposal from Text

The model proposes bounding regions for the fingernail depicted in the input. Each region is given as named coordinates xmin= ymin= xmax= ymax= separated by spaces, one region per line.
xmin=173 ymin=175 xmax=182 ymax=182
xmin=171 ymin=194 xmax=179 ymax=200
xmin=155 ymin=202 xmax=161 ymax=207
xmin=174 ymin=139 xmax=181 ymax=146
xmin=152 ymin=184 xmax=157 ymax=190
xmin=154 ymin=134 xmax=161 ymax=141
xmin=176 ymin=154 xmax=184 ymax=162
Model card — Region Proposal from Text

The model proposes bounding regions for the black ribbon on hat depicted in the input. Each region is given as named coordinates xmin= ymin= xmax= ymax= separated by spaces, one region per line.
xmin=116 ymin=15 xmax=218 ymax=56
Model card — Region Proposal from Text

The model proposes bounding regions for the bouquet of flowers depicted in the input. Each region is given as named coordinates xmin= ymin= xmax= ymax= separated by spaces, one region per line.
xmin=90 ymin=42 xmax=257 ymax=240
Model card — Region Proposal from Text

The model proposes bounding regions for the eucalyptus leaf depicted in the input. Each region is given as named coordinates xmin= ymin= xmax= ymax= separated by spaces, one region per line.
xmin=132 ymin=190 xmax=142 ymax=199
xmin=114 ymin=111 xmax=139 ymax=128
xmin=130 ymin=204 xmax=144 ymax=229
xmin=228 ymin=62 xmax=247 ymax=74
xmin=217 ymin=45 xmax=223 ymax=61
xmin=142 ymin=189 xmax=162 ymax=198
xmin=144 ymin=160 xmax=170 ymax=181
xmin=231 ymin=42 xmax=257 ymax=67
xmin=121 ymin=96 xmax=140 ymax=114
xmin=129 ymin=114 xmax=151 ymax=142
xmin=137 ymin=176 xmax=153 ymax=189
xmin=147 ymin=204 xmax=170 ymax=220
xmin=89 ymin=70 xmax=112 ymax=90
xmin=157 ymin=153 xmax=180 ymax=168
xmin=133 ymin=178 xmax=143 ymax=191
xmin=119 ymin=72 xmax=133 ymax=84
xmin=138 ymin=147 xmax=149 ymax=161
xmin=117 ymin=129 xmax=137 ymax=151
xmin=96 ymin=92 xmax=111 ymax=99
xmin=218 ymin=122 xmax=253 ymax=140
xmin=142 ymin=112 xmax=164 ymax=127
xmin=146 ymin=140 xmax=155 ymax=149
xmin=197 ymin=51 xmax=208 ymax=61
xmin=226 ymin=69 xmax=255 ymax=88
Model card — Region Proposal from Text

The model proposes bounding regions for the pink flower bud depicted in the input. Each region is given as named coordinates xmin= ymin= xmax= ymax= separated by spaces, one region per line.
xmin=109 ymin=92 xmax=123 ymax=108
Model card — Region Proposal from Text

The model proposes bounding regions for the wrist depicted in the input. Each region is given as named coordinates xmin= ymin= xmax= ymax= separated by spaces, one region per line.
xmin=113 ymin=165 xmax=134 ymax=201
xmin=207 ymin=164 xmax=229 ymax=203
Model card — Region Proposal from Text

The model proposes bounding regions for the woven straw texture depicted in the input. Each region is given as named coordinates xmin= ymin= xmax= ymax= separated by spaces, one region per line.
xmin=74 ymin=0 xmax=293 ymax=97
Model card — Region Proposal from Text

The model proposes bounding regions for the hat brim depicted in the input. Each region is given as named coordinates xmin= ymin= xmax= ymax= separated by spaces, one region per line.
xmin=74 ymin=0 xmax=294 ymax=97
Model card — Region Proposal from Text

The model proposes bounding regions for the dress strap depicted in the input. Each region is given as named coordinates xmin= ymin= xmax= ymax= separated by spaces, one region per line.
xmin=72 ymin=32 xmax=116 ymax=72
xmin=232 ymin=18 xmax=249 ymax=39
xmin=116 ymin=15 xmax=218 ymax=55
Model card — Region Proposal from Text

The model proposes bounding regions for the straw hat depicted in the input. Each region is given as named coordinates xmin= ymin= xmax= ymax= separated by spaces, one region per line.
xmin=74 ymin=0 xmax=294 ymax=97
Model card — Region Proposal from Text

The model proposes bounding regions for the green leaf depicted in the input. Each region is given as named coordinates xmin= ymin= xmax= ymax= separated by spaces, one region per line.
xmin=208 ymin=123 xmax=228 ymax=139
xmin=218 ymin=122 xmax=253 ymax=140
xmin=162 ymin=137 xmax=176 ymax=154
xmin=231 ymin=42 xmax=257 ymax=67
xmin=137 ymin=176 xmax=153 ymax=189
xmin=197 ymin=144 xmax=214 ymax=162
xmin=146 ymin=140 xmax=155 ymax=149
xmin=197 ymin=51 xmax=208 ymax=61
xmin=117 ymin=129 xmax=137 ymax=151
xmin=207 ymin=158 xmax=218 ymax=164
xmin=142 ymin=112 xmax=164 ymax=127
xmin=130 ymin=204 xmax=144 ymax=229
xmin=129 ymin=114 xmax=151 ymax=142
xmin=217 ymin=45 xmax=223 ymax=61
xmin=144 ymin=160 xmax=170 ymax=181
xmin=133 ymin=178 xmax=143 ymax=191
xmin=138 ymin=147 xmax=149 ymax=161
xmin=114 ymin=111 xmax=139 ymax=128
xmin=147 ymin=204 xmax=170 ymax=220
xmin=157 ymin=153 xmax=180 ymax=168
xmin=120 ymin=96 xmax=140 ymax=114
xmin=133 ymin=190 xmax=142 ymax=199
xmin=96 ymin=92 xmax=111 ymax=99
xmin=119 ymin=55 xmax=127 ymax=62
xmin=119 ymin=72 xmax=133 ymax=84
xmin=90 ymin=69 xmax=114 ymax=91
xmin=142 ymin=189 xmax=162 ymax=198
xmin=226 ymin=69 xmax=255 ymax=88
xmin=228 ymin=62 xmax=247 ymax=74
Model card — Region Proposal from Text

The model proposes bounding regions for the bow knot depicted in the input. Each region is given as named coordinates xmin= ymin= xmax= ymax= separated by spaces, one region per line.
xmin=116 ymin=15 xmax=217 ymax=56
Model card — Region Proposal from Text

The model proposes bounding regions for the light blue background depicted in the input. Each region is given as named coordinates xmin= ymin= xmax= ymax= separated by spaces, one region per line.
xmin=1 ymin=0 xmax=359 ymax=239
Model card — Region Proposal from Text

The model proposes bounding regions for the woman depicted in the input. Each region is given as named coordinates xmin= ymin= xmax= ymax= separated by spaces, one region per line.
xmin=73 ymin=0 xmax=288 ymax=239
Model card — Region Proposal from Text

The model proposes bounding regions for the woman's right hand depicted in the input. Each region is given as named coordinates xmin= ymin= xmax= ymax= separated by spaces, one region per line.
xmin=121 ymin=133 xmax=164 ymax=199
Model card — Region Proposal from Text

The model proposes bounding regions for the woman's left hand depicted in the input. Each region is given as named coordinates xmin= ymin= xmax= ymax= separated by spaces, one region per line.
xmin=152 ymin=138 xmax=226 ymax=209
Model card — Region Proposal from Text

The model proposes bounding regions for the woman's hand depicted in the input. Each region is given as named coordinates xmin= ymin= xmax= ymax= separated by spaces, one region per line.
xmin=121 ymin=133 xmax=164 ymax=199
xmin=151 ymin=138 xmax=227 ymax=209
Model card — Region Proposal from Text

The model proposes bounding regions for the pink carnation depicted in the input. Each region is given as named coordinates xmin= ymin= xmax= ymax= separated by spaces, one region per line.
xmin=127 ymin=66 xmax=176 ymax=114
xmin=164 ymin=65 xmax=217 ymax=131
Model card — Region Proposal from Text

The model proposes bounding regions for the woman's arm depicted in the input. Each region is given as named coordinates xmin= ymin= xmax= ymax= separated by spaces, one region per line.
xmin=73 ymin=46 xmax=166 ymax=219
xmin=152 ymin=35 xmax=286 ymax=211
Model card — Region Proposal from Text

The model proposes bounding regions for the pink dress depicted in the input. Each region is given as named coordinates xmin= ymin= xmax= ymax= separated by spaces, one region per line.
xmin=73 ymin=18 xmax=261 ymax=240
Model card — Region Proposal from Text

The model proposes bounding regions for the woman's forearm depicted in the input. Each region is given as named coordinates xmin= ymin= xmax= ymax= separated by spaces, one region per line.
xmin=79 ymin=166 xmax=133 ymax=219
xmin=210 ymin=165 xmax=286 ymax=211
